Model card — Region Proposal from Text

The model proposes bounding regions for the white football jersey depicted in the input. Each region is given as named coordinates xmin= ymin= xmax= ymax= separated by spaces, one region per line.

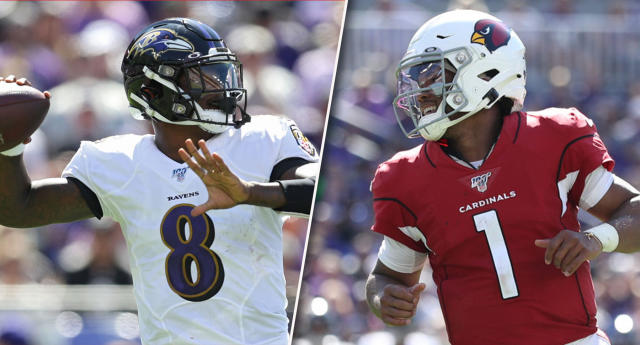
xmin=62 ymin=115 xmax=318 ymax=345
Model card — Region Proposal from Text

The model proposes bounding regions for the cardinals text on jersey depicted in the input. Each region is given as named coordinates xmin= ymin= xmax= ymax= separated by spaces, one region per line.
xmin=371 ymin=108 xmax=613 ymax=345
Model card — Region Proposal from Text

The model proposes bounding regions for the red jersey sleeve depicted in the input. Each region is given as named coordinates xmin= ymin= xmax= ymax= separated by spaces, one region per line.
xmin=550 ymin=108 xmax=614 ymax=207
xmin=370 ymin=161 xmax=427 ymax=253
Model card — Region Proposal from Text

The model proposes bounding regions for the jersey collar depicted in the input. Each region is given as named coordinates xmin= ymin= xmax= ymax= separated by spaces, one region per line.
xmin=423 ymin=111 xmax=522 ymax=170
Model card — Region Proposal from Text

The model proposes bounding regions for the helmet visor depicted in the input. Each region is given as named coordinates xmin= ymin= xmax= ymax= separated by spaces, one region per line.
xmin=396 ymin=60 xmax=457 ymax=118
xmin=393 ymin=54 xmax=464 ymax=138
xmin=183 ymin=61 xmax=244 ymax=109
xmin=406 ymin=62 xmax=445 ymax=92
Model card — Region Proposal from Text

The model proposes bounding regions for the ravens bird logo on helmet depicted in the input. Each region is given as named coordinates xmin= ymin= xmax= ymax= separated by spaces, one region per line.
xmin=127 ymin=28 xmax=194 ymax=60
xmin=470 ymin=19 xmax=511 ymax=53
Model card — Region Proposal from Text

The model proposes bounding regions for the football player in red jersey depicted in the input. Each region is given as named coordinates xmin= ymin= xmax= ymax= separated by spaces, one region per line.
xmin=365 ymin=9 xmax=639 ymax=345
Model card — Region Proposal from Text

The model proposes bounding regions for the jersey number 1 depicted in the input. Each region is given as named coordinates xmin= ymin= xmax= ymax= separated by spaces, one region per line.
xmin=161 ymin=204 xmax=225 ymax=302
xmin=473 ymin=210 xmax=519 ymax=299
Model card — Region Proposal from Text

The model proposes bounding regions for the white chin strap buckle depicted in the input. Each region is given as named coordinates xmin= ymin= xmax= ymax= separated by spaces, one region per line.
xmin=420 ymin=123 xmax=447 ymax=141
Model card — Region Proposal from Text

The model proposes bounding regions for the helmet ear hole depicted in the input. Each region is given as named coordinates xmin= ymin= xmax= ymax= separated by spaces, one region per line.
xmin=140 ymin=78 xmax=164 ymax=102
xmin=141 ymin=86 xmax=161 ymax=101
xmin=478 ymin=69 xmax=499 ymax=81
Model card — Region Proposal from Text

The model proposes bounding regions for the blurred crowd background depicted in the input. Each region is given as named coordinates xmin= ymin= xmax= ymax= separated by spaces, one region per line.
xmin=0 ymin=1 xmax=343 ymax=345
xmin=293 ymin=0 xmax=640 ymax=345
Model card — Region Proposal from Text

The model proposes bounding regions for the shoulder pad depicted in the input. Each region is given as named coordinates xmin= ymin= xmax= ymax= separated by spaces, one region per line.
xmin=371 ymin=145 xmax=423 ymax=194
xmin=527 ymin=107 xmax=595 ymax=130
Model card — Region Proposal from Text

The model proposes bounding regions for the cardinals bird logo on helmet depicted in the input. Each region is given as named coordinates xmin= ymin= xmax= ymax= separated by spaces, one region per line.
xmin=470 ymin=19 xmax=511 ymax=53
xmin=392 ymin=10 xmax=526 ymax=141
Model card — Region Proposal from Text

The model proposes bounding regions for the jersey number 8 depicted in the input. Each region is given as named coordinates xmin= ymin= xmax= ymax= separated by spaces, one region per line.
xmin=160 ymin=204 xmax=225 ymax=302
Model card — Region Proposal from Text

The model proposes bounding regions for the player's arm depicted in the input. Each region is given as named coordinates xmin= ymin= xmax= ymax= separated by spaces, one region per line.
xmin=0 ymin=154 xmax=95 ymax=228
xmin=179 ymin=138 xmax=317 ymax=216
xmin=268 ymin=155 xmax=318 ymax=214
xmin=366 ymin=259 xmax=425 ymax=326
xmin=239 ymin=157 xmax=317 ymax=213
xmin=365 ymin=235 xmax=427 ymax=326
xmin=587 ymin=176 xmax=640 ymax=252
xmin=535 ymin=175 xmax=640 ymax=276
xmin=0 ymin=76 xmax=95 ymax=227
xmin=533 ymin=111 xmax=634 ymax=275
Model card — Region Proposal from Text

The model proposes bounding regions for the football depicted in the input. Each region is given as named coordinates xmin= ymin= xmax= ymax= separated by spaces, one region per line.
xmin=0 ymin=82 xmax=50 ymax=151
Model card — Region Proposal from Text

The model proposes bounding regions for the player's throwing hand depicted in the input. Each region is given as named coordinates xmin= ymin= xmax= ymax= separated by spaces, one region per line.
xmin=377 ymin=282 xmax=426 ymax=326
xmin=535 ymin=230 xmax=603 ymax=277
xmin=0 ymin=75 xmax=51 ymax=99
xmin=178 ymin=138 xmax=251 ymax=215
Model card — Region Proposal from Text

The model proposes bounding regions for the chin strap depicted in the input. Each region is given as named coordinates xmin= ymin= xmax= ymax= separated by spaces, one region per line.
xmin=129 ymin=94 xmax=176 ymax=124
xmin=234 ymin=103 xmax=251 ymax=128
xmin=419 ymin=97 xmax=491 ymax=141
xmin=0 ymin=143 xmax=25 ymax=157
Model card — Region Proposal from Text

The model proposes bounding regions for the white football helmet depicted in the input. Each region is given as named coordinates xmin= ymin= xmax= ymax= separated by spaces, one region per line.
xmin=393 ymin=10 xmax=526 ymax=141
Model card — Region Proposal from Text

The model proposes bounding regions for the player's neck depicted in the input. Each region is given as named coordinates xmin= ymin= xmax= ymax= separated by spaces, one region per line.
xmin=151 ymin=120 xmax=215 ymax=163
xmin=442 ymin=108 xmax=503 ymax=163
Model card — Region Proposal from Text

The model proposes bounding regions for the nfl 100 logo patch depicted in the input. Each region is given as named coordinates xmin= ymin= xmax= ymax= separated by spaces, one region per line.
xmin=471 ymin=171 xmax=492 ymax=192
xmin=172 ymin=167 xmax=188 ymax=182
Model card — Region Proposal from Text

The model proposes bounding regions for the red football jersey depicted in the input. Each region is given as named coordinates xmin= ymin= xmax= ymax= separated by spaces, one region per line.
xmin=371 ymin=108 xmax=614 ymax=345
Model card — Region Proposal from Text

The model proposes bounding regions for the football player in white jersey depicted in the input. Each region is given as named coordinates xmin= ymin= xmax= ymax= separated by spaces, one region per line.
xmin=0 ymin=18 xmax=319 ymax=345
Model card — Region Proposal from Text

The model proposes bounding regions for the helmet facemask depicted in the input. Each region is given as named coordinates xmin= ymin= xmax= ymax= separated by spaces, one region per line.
xmin=177 ymin=56 xmax=248 ymax=133
xmin=128 ymin=49 xmax=250 ymax=134
xmin=394 ymin=47 xmax=478 ymax=141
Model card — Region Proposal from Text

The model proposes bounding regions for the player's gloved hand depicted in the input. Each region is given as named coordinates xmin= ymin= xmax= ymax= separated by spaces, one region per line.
xmin=178 ymin=138 xmax=251 ymax=216
xmin=377 ymin=282 xmax=426 ymax=326
xmin=534 ymin=229 xmax=603 ymax=277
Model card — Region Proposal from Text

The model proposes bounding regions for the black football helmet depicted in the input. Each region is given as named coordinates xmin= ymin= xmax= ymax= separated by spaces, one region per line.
xmin=121 ymin=18 xmax=250 ymax=133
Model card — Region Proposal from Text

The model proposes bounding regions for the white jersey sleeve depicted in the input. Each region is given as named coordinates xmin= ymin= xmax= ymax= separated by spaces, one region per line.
xmin=557 ymin=165 xmax=614 ymax=212
xmin=378 ymin=235 xmax=428 ymax=273
xmin=271 ymin=116 xmax=319 ymax=165
xmin=62 ymin=134 xmax=142 ymax=222
xmin=579 ymin=166 xmax=614 ymax=210
xmin=214 ymin=115 xmax=318 ymax=181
